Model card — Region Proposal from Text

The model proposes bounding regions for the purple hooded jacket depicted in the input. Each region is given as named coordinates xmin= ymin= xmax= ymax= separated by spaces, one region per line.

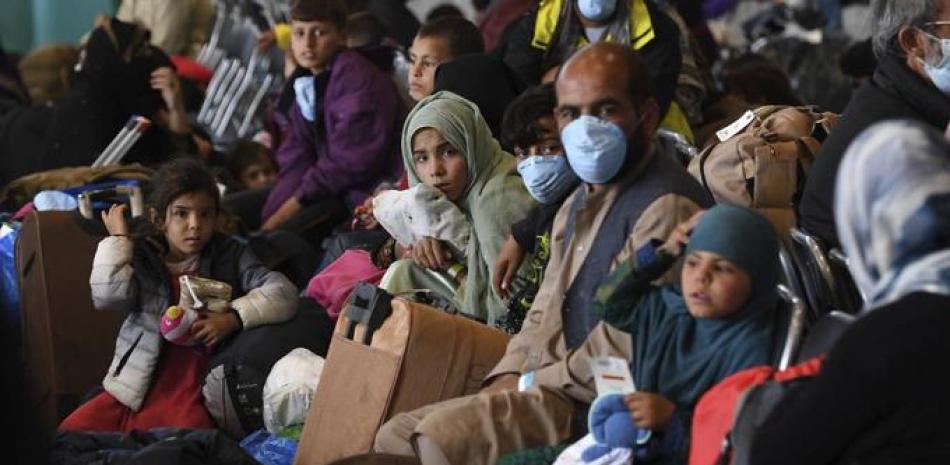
xmin=262 ymin=48 xmax=405 ymax=221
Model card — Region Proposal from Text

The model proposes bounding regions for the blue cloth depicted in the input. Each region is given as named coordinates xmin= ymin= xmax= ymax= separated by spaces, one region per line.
xmin=33 ymin=190 xmax=78 ymax=211
xmin=0 ymin=224 xmax=20 ymax=327
xmin=240 ymin=429 xmax=298 ymax=465
xmin=584 ymin=393 xmax=659 ymax=463
xmin=835 ymin=120 xmax=950 ymax=311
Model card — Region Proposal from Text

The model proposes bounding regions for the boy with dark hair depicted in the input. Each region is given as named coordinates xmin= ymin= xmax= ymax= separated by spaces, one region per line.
xmin=257 ymin=0 xmax=405 ymax=237
xmin=228 ymin=140 xmax=277 ymax=192
xmin=407 ymin=16 xmax=485 ymax=101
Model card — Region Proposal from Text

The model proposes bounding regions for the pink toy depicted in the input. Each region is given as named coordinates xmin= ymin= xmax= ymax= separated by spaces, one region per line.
xmin=160 ymin=305 xmax=201 ymax=346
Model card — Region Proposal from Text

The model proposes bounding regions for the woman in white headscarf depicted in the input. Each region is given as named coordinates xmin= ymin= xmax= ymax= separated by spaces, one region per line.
xmin=749 ymin=120 xmax=950 ymax=465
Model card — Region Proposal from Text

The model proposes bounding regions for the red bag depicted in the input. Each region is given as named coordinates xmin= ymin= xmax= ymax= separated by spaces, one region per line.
xmin=689 ymin=357 xmax=824 ymax=465
xmin=305 ymin=250 xmax=386 ymax=320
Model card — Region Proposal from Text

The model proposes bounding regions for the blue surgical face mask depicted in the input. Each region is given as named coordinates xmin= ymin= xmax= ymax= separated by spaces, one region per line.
xmin=294 ymin=75 xmax=317 ymax=121
xmin=562 ymin=115 xmax=628 ymax=184
xmin=517 ymin=155 xmax=580 ymax=204
xmin=576 ymin=0 xmax=618 ymax=22
xmin=920 ymin=30 xmax=950 ymax=95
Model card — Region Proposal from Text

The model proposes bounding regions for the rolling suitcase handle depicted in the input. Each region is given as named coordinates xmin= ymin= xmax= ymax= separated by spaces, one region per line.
xmin=344 ymin=282 xmax=393 ymax=345
xmin=77 ymin=184 xmax=145 ymax=220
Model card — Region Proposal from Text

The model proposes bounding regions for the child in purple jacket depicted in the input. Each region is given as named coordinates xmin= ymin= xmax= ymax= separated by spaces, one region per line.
xmin=259 ymin=0 xmax=405 ymax=235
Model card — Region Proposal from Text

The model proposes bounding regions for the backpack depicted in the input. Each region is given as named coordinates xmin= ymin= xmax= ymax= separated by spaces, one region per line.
xmin=203 ymin=298 xmax=333 ymax=439
xmin=687 ymin=106 xmax=837 ymax=233
xmin=689 ymin=357 xmax=824 ymax=465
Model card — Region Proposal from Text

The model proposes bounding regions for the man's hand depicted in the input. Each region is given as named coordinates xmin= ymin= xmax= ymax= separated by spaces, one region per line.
xmin=480 ymin=373 xmax=520 ymax=395
xmin=150 ymin=67 xmax=189 ymax=134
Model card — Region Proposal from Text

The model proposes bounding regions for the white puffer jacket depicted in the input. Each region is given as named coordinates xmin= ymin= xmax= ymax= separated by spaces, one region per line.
xmin=90 ymin=234 xmax=297 ymax=410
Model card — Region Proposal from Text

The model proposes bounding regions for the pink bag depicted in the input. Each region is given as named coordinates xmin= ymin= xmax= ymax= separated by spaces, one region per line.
xmin=305 ymin=249 xmax=386 ymax=320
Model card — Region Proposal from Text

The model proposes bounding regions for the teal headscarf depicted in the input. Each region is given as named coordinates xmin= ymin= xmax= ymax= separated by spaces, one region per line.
xmin=604 ymin=204 xmax=780 ymax=407
xmin=402 ymin=91 xmax=535 ymax=323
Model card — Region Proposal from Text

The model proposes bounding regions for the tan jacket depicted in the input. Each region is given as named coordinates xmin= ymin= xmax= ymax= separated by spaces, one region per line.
xmin=486 ymin=150 xmax=706 ymax=403
xmin=117 ymin=0 xmax=213 ymax=57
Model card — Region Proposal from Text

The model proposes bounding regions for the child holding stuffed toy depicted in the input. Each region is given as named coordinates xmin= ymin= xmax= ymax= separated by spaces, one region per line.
xmin=555 ymin=204 xmax=781 ymax=465
xmin=60 ymin=158 xmax=297 ymax=432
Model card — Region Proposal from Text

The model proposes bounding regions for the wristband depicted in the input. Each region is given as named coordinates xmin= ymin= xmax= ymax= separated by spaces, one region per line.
xmin=447 ymin=262 xmax=466 ymax=281
xmin=518 ymin=371 xmax=535 ymax=392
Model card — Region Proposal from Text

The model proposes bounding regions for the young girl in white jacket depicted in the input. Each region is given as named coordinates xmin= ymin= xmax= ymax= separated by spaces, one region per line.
xmin=60 ymin=159 xmax=297 ymax=432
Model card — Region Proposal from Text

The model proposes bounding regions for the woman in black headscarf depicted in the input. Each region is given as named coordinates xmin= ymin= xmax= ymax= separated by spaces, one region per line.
xmin=0 ymin=18 xmax=195 ymax=187
xmin=433 ymin=54 xmax=525 ymax=144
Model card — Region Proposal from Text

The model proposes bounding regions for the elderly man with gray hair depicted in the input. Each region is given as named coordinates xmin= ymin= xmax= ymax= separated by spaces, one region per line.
xmin=798 ymin=0 xmax=950 ymax=247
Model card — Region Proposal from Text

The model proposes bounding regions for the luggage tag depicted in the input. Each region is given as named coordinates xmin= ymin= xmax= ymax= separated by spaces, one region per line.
xmin=590 ymin=356 xmax=652 ymax=445
xmin=716 ymin=110 xmax=755 ymax=142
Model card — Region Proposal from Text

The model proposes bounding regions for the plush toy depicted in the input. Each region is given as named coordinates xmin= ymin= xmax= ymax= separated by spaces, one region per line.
xmin=583 ymin=393 xmax=659 ymax=463
xmin=159 ymin=275 xmax=232 ymax=346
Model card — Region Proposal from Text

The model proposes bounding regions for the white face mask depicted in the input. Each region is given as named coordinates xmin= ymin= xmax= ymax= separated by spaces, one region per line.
xmin=576 ymin=0 xmax=618 ymax=22
xmin=919 ymin=28 xmax=950 ymax=95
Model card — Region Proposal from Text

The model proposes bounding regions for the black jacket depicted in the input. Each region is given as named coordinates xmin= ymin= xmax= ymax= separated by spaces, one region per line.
xmin=750 ymin=293 xmax=950 ymax=465
xmin=500 ymin=0 xmax=682 ymax=115
xmin=798 ymin=52 xmax=950 ymax=246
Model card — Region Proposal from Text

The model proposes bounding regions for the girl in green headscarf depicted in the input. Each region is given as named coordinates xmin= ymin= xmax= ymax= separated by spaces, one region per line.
xmin=378 ymin=91 xmax=536 ymax=325
xmin=569 ymin=203 xmax=781 ymax=465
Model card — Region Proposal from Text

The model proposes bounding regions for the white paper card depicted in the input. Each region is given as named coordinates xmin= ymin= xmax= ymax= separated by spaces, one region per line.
xmin=590 ymin=356 xmax=636 ymax=396
xmin=716 ymin=110 xmax=755 ymax=142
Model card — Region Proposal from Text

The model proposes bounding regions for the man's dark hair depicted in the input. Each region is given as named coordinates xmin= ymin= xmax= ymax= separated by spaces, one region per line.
xmin=426 ymin=4 xmax=465 ymax=22
xmin=290 ymin=0 xmax=347 ymax=30
xmin=228 ymin=140 xmax=273 ymax=184
xmin=720 ymin=53 xmax=801 ymax=106
xmin=501 ymin=84 xmax=557 ymax=149
xmin=345 ymin=11 xmax=389 ymax=47
xmin=417 ymin=16 xmax=485 ymax=57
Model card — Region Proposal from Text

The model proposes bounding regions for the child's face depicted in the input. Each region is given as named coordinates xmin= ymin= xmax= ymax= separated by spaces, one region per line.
xmin=159 ymin=193 xmax=217 ymax=261
xmin=411 ymin=127 xmax=468 ymax=202
xmin=291 ymin=19 xmax=345 ymax=73
xmin=241 ymin=156 xmax=277 ymax=190
xmin=681 ymin=250 xmax=752 ymax=319
xmin=408 ymin=35 xmax=451 ymax=101
xmin=513 ymin=116 xmax=563 ymax=162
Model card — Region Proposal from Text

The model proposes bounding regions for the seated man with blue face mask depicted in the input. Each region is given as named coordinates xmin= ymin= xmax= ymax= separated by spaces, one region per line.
xmin=373 ymin=42 xmax=712 ymax=465
xmin=799 ymin=0 xmax=950 ymax=248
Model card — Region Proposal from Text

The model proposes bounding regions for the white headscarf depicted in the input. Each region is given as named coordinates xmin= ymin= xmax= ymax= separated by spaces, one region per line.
xmin=835 ymin=120 xmax=950 ymax=311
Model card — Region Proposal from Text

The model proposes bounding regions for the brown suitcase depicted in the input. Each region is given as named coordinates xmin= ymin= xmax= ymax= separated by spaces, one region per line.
xmin=294 ymin=285 xmax=510 ymax=465
xmin=16 ymin=210 xmax=125 ymax=430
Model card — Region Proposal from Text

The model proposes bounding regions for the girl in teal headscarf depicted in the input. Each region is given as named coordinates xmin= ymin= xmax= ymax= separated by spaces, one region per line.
xmin=574 ymin=203 xmax=780 ymax=465
xmin=379 ymin=91 xmax=535 ymax=325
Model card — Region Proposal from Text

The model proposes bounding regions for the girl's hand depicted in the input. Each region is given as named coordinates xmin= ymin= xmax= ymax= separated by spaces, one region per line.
xmin=625 ymin=392 xmax=676 ymax=431
xmin=411 ymin=236 xmax=452 ymax=270
xmin=352 ymin=196 xmax=379 ymax=230
xmin=493 ymin=235 xmax=525 ymax=299
xmin=101 ymin=203 xmax=130 ymax=236
xmin=191 ymin=311 xmax=240 ymax=347
xmin=660 ymin=210 xmax=705 ymax=257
